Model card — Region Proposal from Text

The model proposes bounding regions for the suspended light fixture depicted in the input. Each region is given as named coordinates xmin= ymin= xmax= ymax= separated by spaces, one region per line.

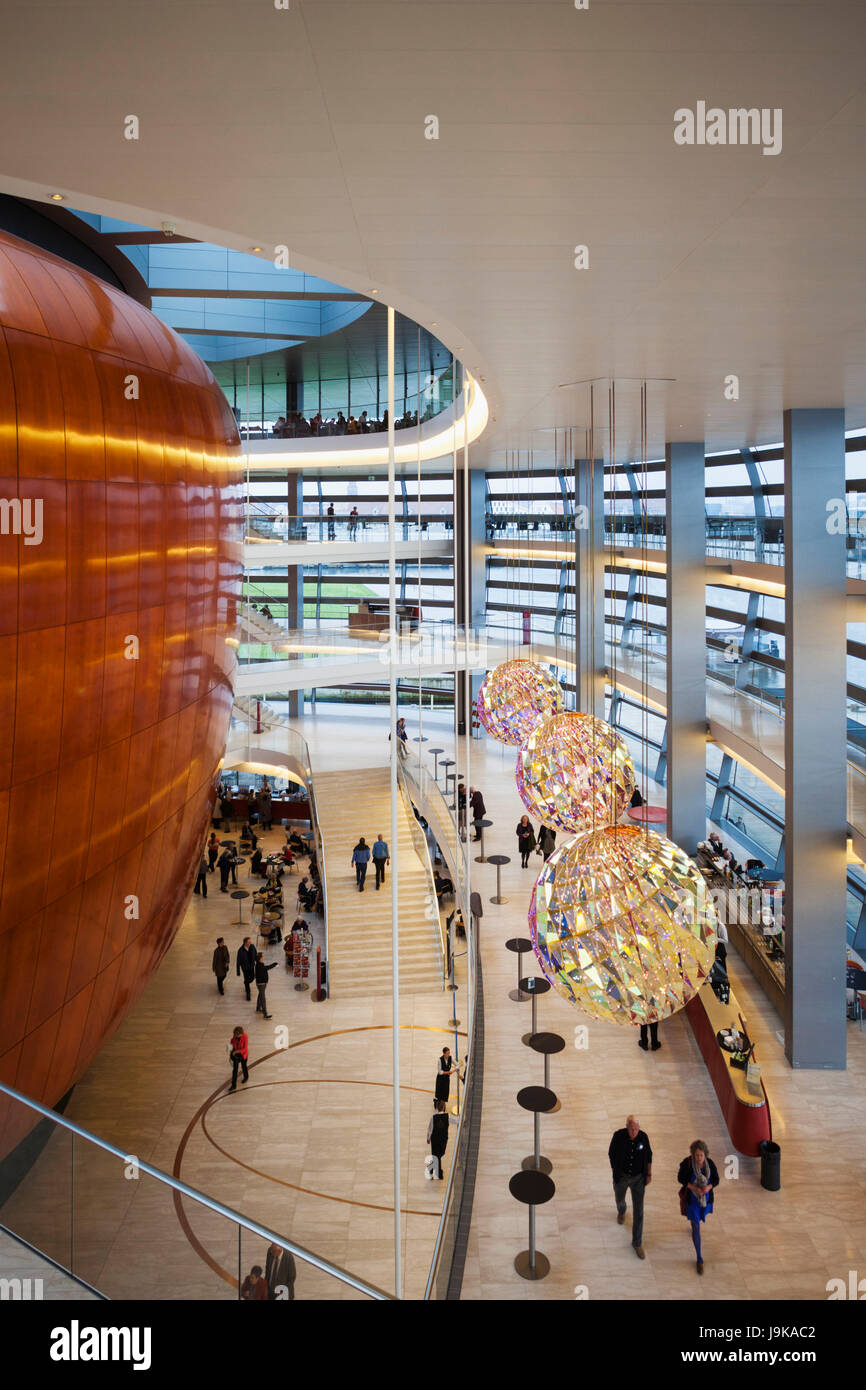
xmin=516 ymin=710 xmax=636 ymax=833
xmin=529 ymin=825 xmax=717 ymax=1027
xmin=476 ymin=659 xmax=564 ymax=746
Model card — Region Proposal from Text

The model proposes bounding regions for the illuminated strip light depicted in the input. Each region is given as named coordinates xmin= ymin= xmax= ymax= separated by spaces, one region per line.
xmin=239 ymin=377 xmax=488 ymax=470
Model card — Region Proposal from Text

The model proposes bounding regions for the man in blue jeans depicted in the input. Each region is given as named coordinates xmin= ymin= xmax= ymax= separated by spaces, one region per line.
xmin=608 ymin=1113 xmax=652 ymax=1260
xmin=372 ymin=834 xmax=390 ymax=889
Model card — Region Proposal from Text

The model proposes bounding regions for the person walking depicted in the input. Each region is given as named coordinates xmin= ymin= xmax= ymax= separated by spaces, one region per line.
xmin=229 ymin=848 xmax=239 ymax=887
xmin=327 ymin=501 xmax=335 ymax=540
xmin=391 ymin=716 xmax=409 ymax=761
xmin=259 ymin=784 xmax=272 ymax=831
xmin=207 ymin=832 xmax=220 ymax=873
xmin=265 ymin=1243 xmax=297 ymax=1301
xmin=677 ymin=1139 xmax=719 ymax=1275
xmin=237 ymin=937 xmax=258 ymax=1001
xmin=254 ymin=954 xmax=277 ymax=1017
xmin=351 ymin=836 xmax=371 ymax=891
xmin=193 ymin=853 xmax=209 ymax=897
xmin=435 ymin=1047 xmax=457 ymax=1105
xmin=228 ymin=1025 xmax=249 ymax=1090
xmin=516 ymin=815 xmax=536 ymax=867
xmin=469 ymin=787 xmax=486 ymax=841
xmin=426 ymin=1099 xmax=458 ymax=1179
xmin=538 ymin=824 xmax=557 ymax=861
xmin=371 ymin=833 xmax=390 ymax=889
xmin=212 ymin=937 xmax=230 ymax=994
xmin=218 ymin=846 xmax=233 ymax=893
xmin=348 ymin=505 xmax=359 ymax=539
xmin=639 ymin=1020 xmax=662 ymax=1052
xmin=608 ymin=1114 xmax=653 ymax=1260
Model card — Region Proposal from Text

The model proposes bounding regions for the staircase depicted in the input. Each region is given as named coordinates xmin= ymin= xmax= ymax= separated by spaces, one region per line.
xmin=313 ymin=767 xmax=444 ymax=998
xmin=239 ymin=602 xmax=288 ymax=647
xmin=232 ymin=695 xmax=289 ymax=733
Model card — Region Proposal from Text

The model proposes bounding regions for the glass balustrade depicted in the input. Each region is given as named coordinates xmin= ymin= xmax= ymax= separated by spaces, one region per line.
xmin=245 ymin=509 xmax=454 ymax=545
xmin=0 ymin=1084 xmax=387 ymax=1301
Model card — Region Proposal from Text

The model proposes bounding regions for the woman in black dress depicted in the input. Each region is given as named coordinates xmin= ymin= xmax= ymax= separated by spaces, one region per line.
xmin=516 ymin=815 xmax=536 ymax=867
xmin=427 ymin=1100 xmax=458 ymax=1179
xmin=435 ymin=1047 xmax=456 ymax=1104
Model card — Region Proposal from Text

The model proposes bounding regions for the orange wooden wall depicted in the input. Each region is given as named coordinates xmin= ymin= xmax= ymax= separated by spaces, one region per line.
xmin=0 ymin=228 xmax=243 ymax=1153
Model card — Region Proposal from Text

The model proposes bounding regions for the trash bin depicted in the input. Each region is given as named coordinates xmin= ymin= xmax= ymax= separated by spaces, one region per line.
xmin=760 ymin=1139 xmax=781 ymax=1191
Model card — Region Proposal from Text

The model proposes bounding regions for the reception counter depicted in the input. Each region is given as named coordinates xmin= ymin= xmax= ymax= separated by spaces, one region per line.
xmin=219 ymin=797 xmax=311 ymax=827
xmin=686 ymin=982 xmax=772 ymax=1157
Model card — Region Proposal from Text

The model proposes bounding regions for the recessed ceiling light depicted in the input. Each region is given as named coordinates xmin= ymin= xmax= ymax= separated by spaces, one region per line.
xmin=251 ymin=246 xmax=263 ymax=253
xmin=50 ymin=192 xmax=65 ymax=201
xmin=369 ymin=288 xmax=379 ymax=295
xmin=431 ymin=322 xmax=438 ymax=327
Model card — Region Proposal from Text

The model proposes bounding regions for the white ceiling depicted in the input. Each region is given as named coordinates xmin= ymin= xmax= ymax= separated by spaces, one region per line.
xmin=1 ymin=0 xmax=865 ymax=462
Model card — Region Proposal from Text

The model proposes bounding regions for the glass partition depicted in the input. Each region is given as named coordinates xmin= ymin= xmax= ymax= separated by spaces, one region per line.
xmin=0 ymin=1084 xmax=387 ymax=1301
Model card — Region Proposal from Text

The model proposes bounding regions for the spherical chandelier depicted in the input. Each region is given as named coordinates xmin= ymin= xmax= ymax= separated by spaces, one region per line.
xmin=529 ymin=825 xmax=717 ymax=1027
xmin=517 ymin=711 xmax=636 ymax=834
xmin=476 ymin=659 xmax=564 ymax=746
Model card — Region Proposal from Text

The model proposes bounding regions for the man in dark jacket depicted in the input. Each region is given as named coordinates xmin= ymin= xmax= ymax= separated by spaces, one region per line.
xmin=608 ymin=1114 xmax=653 ymax=1260
xmin=255 ymin=955 xmax=278 ymax=1017
xmin=212 ymin=937 xmax=230 ymax=994
xmin=469 ymin=787 xmax=486 ymax=841
xmin=265 ymin=1243 xmax=297 ymax=1301
xmin=237 ymin=937 xmax=258 ymax=1000
xmin=218 ymin=847 xmax=233 ymax=893
xmin=194 ymin=854 xmax=208 ymax=897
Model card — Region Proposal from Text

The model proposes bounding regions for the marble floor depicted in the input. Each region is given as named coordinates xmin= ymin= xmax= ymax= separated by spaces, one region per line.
xmin=1 ymin=704 xmax=863 ymax=1302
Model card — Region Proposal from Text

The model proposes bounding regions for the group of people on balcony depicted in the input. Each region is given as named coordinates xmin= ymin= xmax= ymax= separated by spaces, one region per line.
xmin=270 ymin=406 xmax=421 ymax=439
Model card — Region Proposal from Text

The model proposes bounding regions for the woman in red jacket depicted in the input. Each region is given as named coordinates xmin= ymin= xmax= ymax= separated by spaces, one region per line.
xmin=229 ymin=1026 xmax=249 ymax=1091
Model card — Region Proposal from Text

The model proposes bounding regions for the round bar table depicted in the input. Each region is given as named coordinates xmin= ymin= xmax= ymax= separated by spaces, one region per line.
xmin=518 ymin=1083 xmax=557 ymax=1176
xmin=487 ymin=853 xmax=510 ymax=905
xmin=528 ymin=1032 xmax=566 ymax=1114
xmin=508 ymin=1167 xmax=556 ymax=1281
xmin=626 ymin=805 xmax=666 ymax=825
xmin=412 ymin=733 xmax=429 ymax=744
xmin=519 ymin=975 xmax=551 ymax=1045
xmin=230 ymin=889 xmax=251 ymax=926
xmin=505 ymin=937 xmax=531 ymax=1002
xmin=440 ymin=759 xmax=456 ymax=804
xmin=473 ymin=819 xmax=494 ymax=864
xmin=427 ymin=747 xmax=444 ymax=781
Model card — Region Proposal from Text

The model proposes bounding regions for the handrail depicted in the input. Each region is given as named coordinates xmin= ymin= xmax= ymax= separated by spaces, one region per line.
xmin=0 ymin=1081 xmax=390 ymax=1300
xmin=396 ymin=766 xmax=447 ymax=987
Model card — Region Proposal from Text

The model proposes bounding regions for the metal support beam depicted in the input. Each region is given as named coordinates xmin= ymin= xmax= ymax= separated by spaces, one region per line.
xmin=286 ymin=472 xmax=302 ymax=718
xmin=783 ymin=408 xmax=847 ymax=1069
xmin=575 ymin=457 xmax=604 ymax=716
xmin=665 ymin=441 xmax=707 ymax=853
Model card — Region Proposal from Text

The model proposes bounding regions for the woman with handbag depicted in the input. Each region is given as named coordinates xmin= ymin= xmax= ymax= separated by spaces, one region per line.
xmin=228 ymin=1026 xmax=249 ymax=1091
xmin=677 ymin=1139 xmax=720 ymax=1275
xmin=516 ymin=815 xmax=536 ymax=868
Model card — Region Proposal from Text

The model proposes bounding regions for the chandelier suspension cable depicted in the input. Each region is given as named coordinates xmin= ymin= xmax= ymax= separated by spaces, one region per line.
xmin=641 ymin=378 xmax=649 ymax=847
xmin=417 ymin=327 xmax=423 ymax=749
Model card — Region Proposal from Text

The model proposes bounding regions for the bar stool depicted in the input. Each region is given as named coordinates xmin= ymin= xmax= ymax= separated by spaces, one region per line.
xmin=508 ymin=1168 xmax=555 ymax=1281
xmin=505 ymin=937 xmax=531 ymax=1002
xmin=518 ymin=1083 xmax=557 ymax=1175
xmin=428 ymin=747 xmax=444 ymax=780
xmin=473 ymin=818 xmax=494 ymax=864
xmin=528 ymin=1032 xmax=565 ymax=1114
xmin=519 ymin=975 xmax=551 ymax=1045
xmin=487 ymin=853 xmax=510 ymax=905
xmin=230 ymin=889 xmax=251 ymax=926
xmin=441 ymin=759 xmax=456 ymax=803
